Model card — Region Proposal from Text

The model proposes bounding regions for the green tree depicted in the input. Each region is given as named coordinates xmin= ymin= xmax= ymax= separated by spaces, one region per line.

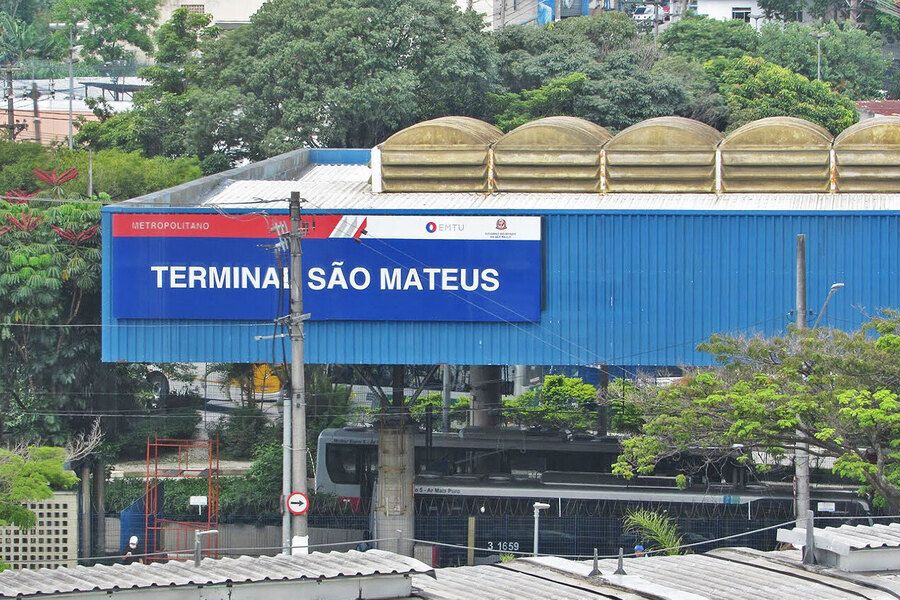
xmin=0 ymin=12 xmax=55 ymax=65
xmin=758 ymin=22 xmax=889 ymax=100
xmin=489 ymin=73 xmax=588 ymax=131
xmin=503 ymin=374 xmax=597 ymax=431
xmin=141 ymin=8 xmax=219 ymax=95
xmin=0 ymin=446 xmax=78 ymax=532
xmin=495 ymin=12 xmax=637 ymax=92
xmin=705 ymin=55 xmax=858 ymax=134
xmin=191 ymin=0 xmax=499 ymax=159
xmin=409 ymin=392 xmax=470 ymax=429
xmin=650 ymin=56 xmax=729 ymax=129
xmin=51 ymin=0 xmax=160 ymax=61
xmin=0 ymin=143 xmax=201 ymax=442
xmin=659 ymin=15 xmax=758 ymax=63
xmin=573 ymin=51 xmax=691 ymax=131
xmin=613 ymin=315 xmax=900 ymax=510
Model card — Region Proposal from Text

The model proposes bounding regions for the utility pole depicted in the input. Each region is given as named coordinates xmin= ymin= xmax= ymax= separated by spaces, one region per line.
xmin=795 ymin=233 xmax=810 ymax=528
xmin=441 ymin=364 xmax=451 ymax=433
xmin=29 ymin=82 xmax=40 ymax=144
xmin=2 ymin=66 xmax=26 ymax=141
xmin=597 ymin=364 xmax=609 ymax=437
xmin=289 ymin=191 xmax=309 ymax=553
xmin=5 ymin=65 xmax=14 ymax=141
xmin=66 ymin=27 xmax=75 ymax=149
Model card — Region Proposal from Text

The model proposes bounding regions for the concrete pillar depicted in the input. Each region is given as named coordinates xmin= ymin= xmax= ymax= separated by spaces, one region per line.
xmin=79 ymin=463 xmax=91 ymax=561
xmin=91 ymin=462 xmax=106 ymax=556
xmin=470 ymin=365 xmax=502 ymax=428
xmin=373 ymin=419 xmax=415 ymax=557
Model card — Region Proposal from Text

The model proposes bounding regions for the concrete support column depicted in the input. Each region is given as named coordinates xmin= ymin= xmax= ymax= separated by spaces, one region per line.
xmin=79 ymin=463 xmax=90 ymax=561
xmin=373 ymin=420 xmax=415 ymax=557
xmin=470 ymin=365 xmax=502 ymax=428
xmin=91 ymin=462 xmax=106 ymax=556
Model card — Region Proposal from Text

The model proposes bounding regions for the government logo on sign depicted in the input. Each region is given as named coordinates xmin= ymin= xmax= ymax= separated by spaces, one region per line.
xmin=425 ymin=222 xmax=437 ymax=233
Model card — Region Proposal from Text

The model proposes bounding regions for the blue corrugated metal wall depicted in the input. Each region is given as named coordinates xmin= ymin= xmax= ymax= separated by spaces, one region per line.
xmin=102 ymin=208 xmax=900 ymax=366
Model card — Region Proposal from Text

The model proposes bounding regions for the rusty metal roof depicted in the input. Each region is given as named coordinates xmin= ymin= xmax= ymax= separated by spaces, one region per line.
xmin=0 ymin=550 xmax=433 ymax=598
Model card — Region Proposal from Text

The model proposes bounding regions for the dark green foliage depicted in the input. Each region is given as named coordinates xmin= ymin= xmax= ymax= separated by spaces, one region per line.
xmin=208 ymin=406 xmax=277 ymax=460
xmin=659 ymin=15 xmax=758 ymax=62
xmin=503 ymin=375 xmax=597 ymax=431
xmin=408 ymin=392 xmax=470 ymax=430
xmin=0 ymin=144 xmax=202 ymax=444
xmin=0 ymin=447 xmax=78 ymax=529
xmin=105 ymin=408 xmax=201 ymax=461
xmin=650 ymin=56 xmax=729 ymax=128
xmin=51 ymin=0 xmax=160 ymax=61
xmin=192 ymin=0 xmax=499 ymax=159
xmin=705 ymin=55 xmax=858 ymax=134
xmin=614 ymin=314 xmax=900 ymax=509
xmin=757 ymin=22 xmax=889 ymax=100
xmin=495 ymin=12 xmax=637 ymax=92
xmin=490 ymin=73 xmax=588 ymax=132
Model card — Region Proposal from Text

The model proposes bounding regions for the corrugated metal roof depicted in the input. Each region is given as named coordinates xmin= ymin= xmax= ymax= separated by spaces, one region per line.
xmin=0 ymin=550 xmax=433 ymax=598
xmin=412 ymin=548 xmax=900 ymax=600
xmin=572 ymin=548 xmax=891 ymax=600
xmin=199 ymin=165 xmax=900 ymax=212
xmin=411 ymin=564 xmax=607 ymax=600
xmin=779 ymin=523 xmax=900 ymax=555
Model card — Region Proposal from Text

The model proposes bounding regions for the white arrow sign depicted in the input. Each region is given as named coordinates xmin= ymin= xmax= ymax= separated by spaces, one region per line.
xmin=286 ymin=492 xmax=310 ymax=516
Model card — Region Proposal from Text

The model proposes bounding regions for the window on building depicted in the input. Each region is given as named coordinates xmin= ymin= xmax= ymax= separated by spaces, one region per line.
xmin=732 ymin=7 xmax=751 ymax=20
xmin=181 ymin=3 xmax=205 ymax=13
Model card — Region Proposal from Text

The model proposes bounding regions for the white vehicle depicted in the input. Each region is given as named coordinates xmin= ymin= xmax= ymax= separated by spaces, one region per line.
xmin=631 ymin=4 xmax=665 ymax=22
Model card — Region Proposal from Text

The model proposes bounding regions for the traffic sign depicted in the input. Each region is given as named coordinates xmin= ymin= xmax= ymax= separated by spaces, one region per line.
xmin=286 ymin=492 xmax=310 ymax=515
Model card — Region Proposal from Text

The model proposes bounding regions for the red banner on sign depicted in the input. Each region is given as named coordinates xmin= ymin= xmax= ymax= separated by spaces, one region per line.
xmin=112 ymin=214 xmax=364 ymax=239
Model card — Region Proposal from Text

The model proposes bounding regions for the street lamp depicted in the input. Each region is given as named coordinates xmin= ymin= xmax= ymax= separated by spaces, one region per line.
xmin=750 ymin=13 xmax=764 ymax=30
xmin=810 ymin=31 xmax=832 ymax=81
xmin=48 ymin=21 xmax=86 ymax=150
xmin=813 ymin=282 xmax=844 ymax=329
xmin=533 ymin=501 xmax=550 ymax=556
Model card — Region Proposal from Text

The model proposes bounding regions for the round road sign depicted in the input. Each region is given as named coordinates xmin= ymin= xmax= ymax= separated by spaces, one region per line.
xmin=286 ymin=492 xmax=310 ymax=515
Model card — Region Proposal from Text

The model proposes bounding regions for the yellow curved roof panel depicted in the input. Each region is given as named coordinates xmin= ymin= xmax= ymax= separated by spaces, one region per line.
xmin=493 ymin=117 xmax=612 ymax=192
xmin=720 ymin=117 xmax=833 ymax=193
xmin=380 ymin=117 xmax=502 ymax=192
xmin=834 ymin=117 xmax=900 ymax=192
xmin=604 ymin=117 xmax=723 ymax=193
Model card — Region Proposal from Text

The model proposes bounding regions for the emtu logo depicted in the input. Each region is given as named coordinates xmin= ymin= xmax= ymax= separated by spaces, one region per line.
xmin=425 ymin=222 xmax=437 ymax=233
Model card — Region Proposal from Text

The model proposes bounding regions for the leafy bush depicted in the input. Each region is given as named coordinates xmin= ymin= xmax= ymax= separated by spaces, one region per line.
xmin=207 ymin=406 xmax=277 ymax=459
xmin=106 ymin=407 xmax=201 ymax=461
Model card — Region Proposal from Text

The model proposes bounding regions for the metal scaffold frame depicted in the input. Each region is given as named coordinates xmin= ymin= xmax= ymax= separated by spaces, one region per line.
xmin=144 ymin=436 xmax=220 ymax=562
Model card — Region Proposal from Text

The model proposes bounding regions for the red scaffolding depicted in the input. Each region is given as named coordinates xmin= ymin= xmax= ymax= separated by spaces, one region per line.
xmin=144 ymin=436 xmax=220 ymax=562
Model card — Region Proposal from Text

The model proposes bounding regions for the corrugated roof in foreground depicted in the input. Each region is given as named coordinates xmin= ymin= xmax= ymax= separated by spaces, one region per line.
xmin=0 ymin=550 xmax=433 ymax=598
xmin=197 ymin=165 xmax=900 ymax=213
xmin=413 ymin=547 xmax=900 ymax=600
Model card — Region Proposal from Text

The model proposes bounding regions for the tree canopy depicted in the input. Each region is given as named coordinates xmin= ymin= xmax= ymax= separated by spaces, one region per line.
xmin=757 ymin=22 xmax=889 ymax=100
xmin=659 ymin=15 xmax=759 ymax=63
xmin=0 ymin=142 xmax=200 ymax=443
xmin=51 ymin=0 xmax=160 ymax=61
xmin=705 ymin=55 xmax=858 ymax=133
xmin=190 ymin=0 xmax=498 ymax=160
xmin=613 ymin=315 xmax=900 ymax=509
xmin=0 ymin=446 xmax=78 ymax=534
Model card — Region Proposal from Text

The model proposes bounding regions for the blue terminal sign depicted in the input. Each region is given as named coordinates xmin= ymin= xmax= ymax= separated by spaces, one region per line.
xmin=111 ymin=214 xmax=542 ymax=322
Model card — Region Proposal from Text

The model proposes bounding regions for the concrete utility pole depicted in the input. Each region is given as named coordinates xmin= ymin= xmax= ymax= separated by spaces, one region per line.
xmin=6 ymin=66 xmax=14 ymax=141
xmin=795 ymin=233 xmax=810 ymax=528
xmin=289 ymin=192 xmax=309 ymax=553
xmin=441 ymin=364 xmax=451 ymax=433
xmin=29 ymin=82 xmax=40 ymax=144
xmin=597 ymin=364 xmax=609 ymax=437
